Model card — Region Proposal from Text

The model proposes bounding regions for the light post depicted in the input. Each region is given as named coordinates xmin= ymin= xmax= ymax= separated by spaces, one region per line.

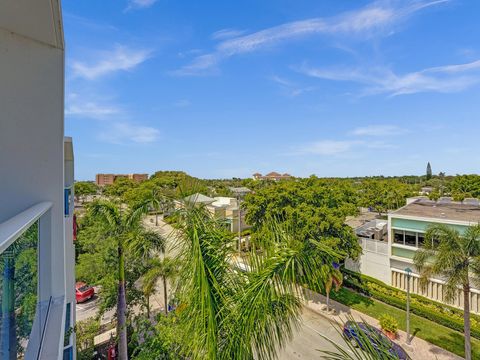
xmin=405 ymin=267 xmax=412 ymax=345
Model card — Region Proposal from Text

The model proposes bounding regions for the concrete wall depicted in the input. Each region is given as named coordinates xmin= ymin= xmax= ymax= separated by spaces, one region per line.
xmin=345 ymin=238 xmax=390 ymax=284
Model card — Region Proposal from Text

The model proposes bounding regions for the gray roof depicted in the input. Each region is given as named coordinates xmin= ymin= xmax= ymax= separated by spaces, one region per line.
xmin=228 ymin=187 xmax=252 ymax=195
xmin=393 ymin=198 xmax=480 ymax=222
xmin=184 ymin=193 xmax=215 ymax=204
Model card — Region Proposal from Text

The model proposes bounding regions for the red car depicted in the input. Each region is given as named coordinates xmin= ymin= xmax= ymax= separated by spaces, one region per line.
xmin=76 ymin=282 xmax=95 ymax=303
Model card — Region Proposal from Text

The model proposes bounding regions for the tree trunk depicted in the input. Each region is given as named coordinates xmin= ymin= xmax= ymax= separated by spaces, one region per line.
xmin=326 ymin=291 xmax=330 ymax=312
xmin=155 ymin=213 xmax=159 ymax=227
xmin=146 ymin=295 xmax=150 ymax=319
xmin=117 ymin=245 xmax=128 ymax=360
xmin=464 ymin=283 xmax=472 ymax=360
xmin=0 ymin=252 xmax=16 ymax=360
xmin=163 ymin=275 xmax=168 ymax=315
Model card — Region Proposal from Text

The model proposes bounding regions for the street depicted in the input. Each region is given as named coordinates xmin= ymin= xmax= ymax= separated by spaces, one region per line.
xmin=278 ymin=308 xmax=350 ymax=360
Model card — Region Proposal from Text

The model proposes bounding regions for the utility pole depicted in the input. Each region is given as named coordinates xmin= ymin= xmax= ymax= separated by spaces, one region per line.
xmin=405 ymin=267 xmax=412 ymax=345
xmin=237 ymin=197 xmax=242 ymax=252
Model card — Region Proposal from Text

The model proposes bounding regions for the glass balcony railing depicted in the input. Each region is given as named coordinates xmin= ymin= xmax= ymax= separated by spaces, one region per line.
xmin=0 ymin=222 xmax=38 ymax=359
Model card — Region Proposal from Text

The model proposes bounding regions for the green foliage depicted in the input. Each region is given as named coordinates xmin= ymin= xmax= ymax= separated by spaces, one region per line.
xmin=130 ymin=314 xmax=186 ymax=359
xmin=172 ymin=206 xmax=341 ymax=359
xmin=342 ymin=269 xmax=480 ymax=339
xmin=379 ymin=314 xmax=398 ymax=334
xmin=243 ymin=177 xmax=361 ymax=259
xmin=357 ymin=179 xmax=417 ymax=214
xmin=74 ymin=181 xmax=98 ymax=199
xmin=426 ymin=162 xmax=432 ymax=180
xmin=447 ymin=174 xmax=480 ymax=200
xmin=76 ymin=318 xmax=101 ymax=360
xmin=103 ymin=177 xmax=138 ymax=198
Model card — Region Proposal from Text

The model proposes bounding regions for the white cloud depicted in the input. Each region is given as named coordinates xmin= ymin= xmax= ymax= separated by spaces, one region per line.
xmin=351 ymin=125 xmax=404 ymax=136
xmin=211 ymin=28 xmax=247 ymax=40
xmin=71 ymin=45 xmax=151 ymax=80
xmin=126 ymin=0 xmax=158 ymax=10
xmin=174 ymin=0 xmax=448 ymax=75
xmin=65 ymin=93 xmax=122 ymax=119
xmin=99 ymin=122 xmax=160 ymax=144
xmin=271 ymin=75 xmax=316 ymax=97
xmin=299 ymin=59 xmax=480 ymax=96
xmin=299 ymin=140 xmax=360 ymax=155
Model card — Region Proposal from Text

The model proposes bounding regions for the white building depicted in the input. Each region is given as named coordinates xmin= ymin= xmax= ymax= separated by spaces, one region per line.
xmin=0 ymin=1 xmax=76 ymax=358
xmin=347 ymin=197 xmax=480 ymax=313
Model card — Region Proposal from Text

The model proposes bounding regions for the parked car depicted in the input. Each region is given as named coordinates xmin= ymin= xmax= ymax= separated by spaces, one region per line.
xmin=75 ymin=282 xmax=95 ymax=303
xmin=343 ymin=321 xmax=411 ymax=360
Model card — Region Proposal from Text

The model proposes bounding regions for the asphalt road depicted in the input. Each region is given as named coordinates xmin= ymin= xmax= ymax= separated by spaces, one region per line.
xmin=278 ymin=308 xmax=350 ymax=360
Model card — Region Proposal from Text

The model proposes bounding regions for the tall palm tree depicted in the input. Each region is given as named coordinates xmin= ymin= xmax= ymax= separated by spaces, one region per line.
xmin=414 ymin=224 xmax=480 ymax=360
xmin=174 ymin=207 xmax=341 ymax=359
xmin=90 ymin=200 xmax=165 ymax=360
xmin=141 ymin=257 xmax=179 ymax=316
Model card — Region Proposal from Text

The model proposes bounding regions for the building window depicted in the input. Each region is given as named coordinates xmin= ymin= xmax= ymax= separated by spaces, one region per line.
xmin=418 ymin=233 xmax=425 ymax=247
xmin=393 ymin=229 xmax=404 ymax=245
xmin=405 ymin=231 xmax=417 ymax=247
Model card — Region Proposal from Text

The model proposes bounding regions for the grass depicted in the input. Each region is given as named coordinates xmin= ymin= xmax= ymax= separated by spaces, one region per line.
xmin=330 ymin=287 xmax=480 ymax=359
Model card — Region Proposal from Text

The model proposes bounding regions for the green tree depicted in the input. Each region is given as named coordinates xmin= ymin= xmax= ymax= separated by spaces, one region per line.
xmin=323 ymin=264 xmax=343 ymax=312
xmin=426 ymin=162 xmax=432 ymax=180
xmin=414 ymin=224 xmax=480 ymax=360
xmin=74 ymin=181 xmax=98 ymax=202
xmin=448 ymin=175 xmax=480 ymax=200
xmin=174 ymin=207 xmax=340 ymax=359
xmin=244 ymin=177 xmax=361 ymax=259
xmin=141 ymin=257 xmax=179 ymax=316
xmin=88 ymin=200 xmax=165 ymax=360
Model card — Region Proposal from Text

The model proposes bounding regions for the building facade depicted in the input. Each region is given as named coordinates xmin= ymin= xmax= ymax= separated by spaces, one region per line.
xmin=95 ymin=173 xmax=148 ymax=186
xmin=0 ymin=1 xmax=76 ymax=358
xmin=252 ymin=172 xmax=292 ymax=181
xmin=347 ymin=198 xmax=480 ymax=313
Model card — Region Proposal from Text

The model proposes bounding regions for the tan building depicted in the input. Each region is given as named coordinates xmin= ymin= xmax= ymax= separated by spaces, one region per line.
xmin=252 ymin=171 xmax=292 ymax=181
xmin=95 ymin=173 xmax=148 ymax=186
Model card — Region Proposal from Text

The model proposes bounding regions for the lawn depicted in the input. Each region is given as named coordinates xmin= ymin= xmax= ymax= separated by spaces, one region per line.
xmin=330 ymin=287 xmax=480 ymax=359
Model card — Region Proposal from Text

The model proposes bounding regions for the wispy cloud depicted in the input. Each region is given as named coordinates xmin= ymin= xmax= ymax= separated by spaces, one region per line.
xmin=125 ymin=0 xmax=158 ymax=11
xmin=211 ymin=28 xmax=247 ymax=40
xmin=351 ymin=125 xmax=404 ymax=136
xmin=174 ymin=0 xmax=448 ymax=75
xmin=65 ymin=93 xmax=122 ymax=120
xmin=299 ymin=140 xmax=360 ymax=155
xmin=71 ymin=45 xmax=151 ymax=80
xmin=99 ymin=122 xmax=160 ymax=144
xmin=298 ymin=59 xmax=480 ymax=96
xmin=271 ymin=75 xmax=316 ymax=97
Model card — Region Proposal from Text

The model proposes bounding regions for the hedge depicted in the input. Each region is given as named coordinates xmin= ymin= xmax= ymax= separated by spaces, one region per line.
xmin=342 ymin=268 xmax=480 ymax=339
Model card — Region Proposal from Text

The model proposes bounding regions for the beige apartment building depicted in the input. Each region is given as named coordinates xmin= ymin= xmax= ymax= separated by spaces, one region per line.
xmin=95 ymin=173 xmax=148 ymax=186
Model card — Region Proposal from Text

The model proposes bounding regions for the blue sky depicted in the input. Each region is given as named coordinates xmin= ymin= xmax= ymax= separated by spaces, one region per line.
xmin=63 ymin=0 xmax=480 ymax=180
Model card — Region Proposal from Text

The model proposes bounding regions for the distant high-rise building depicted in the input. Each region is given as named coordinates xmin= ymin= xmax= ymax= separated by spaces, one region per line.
xmin=95 ymin=173 xmax=148 ymax=186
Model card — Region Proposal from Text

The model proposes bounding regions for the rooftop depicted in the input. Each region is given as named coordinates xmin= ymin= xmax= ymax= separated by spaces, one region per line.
xmin=393 ymin=198 xmax=480 ymax=223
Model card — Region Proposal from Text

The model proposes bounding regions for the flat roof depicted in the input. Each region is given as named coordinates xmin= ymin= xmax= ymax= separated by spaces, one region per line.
xmin=393 ymin=199 xmax=480 ymax=223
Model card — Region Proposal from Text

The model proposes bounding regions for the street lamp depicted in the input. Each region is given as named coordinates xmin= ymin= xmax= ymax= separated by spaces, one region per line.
xmin=405 ymin=267 xmax=412 ymax=345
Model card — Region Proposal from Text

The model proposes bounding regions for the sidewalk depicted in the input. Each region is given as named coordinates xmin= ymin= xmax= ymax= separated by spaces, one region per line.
xmin=303 ymin=289 xmax=462 ymax=360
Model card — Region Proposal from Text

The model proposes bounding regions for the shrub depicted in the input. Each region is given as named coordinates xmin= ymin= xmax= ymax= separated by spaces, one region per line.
xmin=379 ymin=314 xmax=398 ymax=334
xmin=342 ymin=268 xmax=480 ymax=339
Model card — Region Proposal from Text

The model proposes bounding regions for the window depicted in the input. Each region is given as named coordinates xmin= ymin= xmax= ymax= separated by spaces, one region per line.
xmin=405 ymin=231 xmax=417 ymax=247
xmin=417 ymin=233 xmax=425 ymax=247
xmin=393 ymin=229 xmax=404 ymax=245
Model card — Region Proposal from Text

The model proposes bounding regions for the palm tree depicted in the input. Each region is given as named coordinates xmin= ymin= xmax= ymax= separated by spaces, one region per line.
xmin=90 ymin=200 xmax=165 ymax=360
xmin=414 ymin=224 xmax=480 ymax=360
xmin=141 ymin=257 xmax=179 ymax=317
xmin=174 ymin=207 xmax=341 ymax=359
xmin=139 ymin=188 xmax=174 ymax=226
xmin=324 ymin=263 xmax=343 ymax=312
